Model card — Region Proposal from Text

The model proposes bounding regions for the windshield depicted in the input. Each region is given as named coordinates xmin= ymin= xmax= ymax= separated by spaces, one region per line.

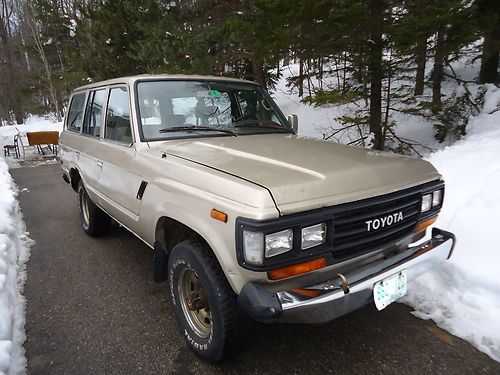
xmin=136 ymin=80 xmax=292 ymax=141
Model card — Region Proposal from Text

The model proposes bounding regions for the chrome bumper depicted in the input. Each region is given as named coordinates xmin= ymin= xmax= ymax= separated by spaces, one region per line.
xmin=238 ymin=228 xmax=455 ymax=324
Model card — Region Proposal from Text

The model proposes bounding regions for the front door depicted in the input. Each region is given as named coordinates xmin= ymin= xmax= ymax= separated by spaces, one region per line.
xmin=94 ymin=85 xmax=143 ymax=228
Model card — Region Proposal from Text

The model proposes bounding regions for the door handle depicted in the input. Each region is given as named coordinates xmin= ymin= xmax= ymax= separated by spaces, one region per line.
xmin=97 ymin=160 xmax=103 ymax=168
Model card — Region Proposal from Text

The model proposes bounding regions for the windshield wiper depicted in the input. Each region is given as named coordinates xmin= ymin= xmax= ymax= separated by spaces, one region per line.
xmin=159 ymin=125 xmax=237 ymax=136
xmin=233 ymin=120 xmax=292 ymax=132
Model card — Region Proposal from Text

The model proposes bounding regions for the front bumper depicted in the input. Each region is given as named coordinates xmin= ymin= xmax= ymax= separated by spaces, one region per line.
xmin=238 ymin=227 xmax=455 ymax=324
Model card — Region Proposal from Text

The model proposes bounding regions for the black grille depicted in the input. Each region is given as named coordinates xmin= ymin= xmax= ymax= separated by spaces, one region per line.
xmin=332 ymin=191 xmax=421 ymax=259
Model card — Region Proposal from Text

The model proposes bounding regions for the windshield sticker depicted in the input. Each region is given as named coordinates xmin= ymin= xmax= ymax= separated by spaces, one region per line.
xmin=209 ymin=89 xmax=221 ymax=98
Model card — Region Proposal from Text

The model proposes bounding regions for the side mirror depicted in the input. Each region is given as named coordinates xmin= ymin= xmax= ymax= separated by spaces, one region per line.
xmin=287 ymin=114 xmax=298 ymax=133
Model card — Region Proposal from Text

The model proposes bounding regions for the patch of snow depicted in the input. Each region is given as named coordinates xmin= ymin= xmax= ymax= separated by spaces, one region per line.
xmin=402 ymin=84 xmax=500 ymax=362
xmin=0 ymin=158 xmax=33 ymax=374
xmin=272 ymin=60 xmax=500 ymax=362
xmin=68 ymin=19 xmax=77 ymax=38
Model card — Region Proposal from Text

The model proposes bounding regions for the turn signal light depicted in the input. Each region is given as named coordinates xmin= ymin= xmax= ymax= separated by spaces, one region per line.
xmin=210 ymin=209 xmax=227 ymax=223
xmin=290 ymin=289 xmax=321 ymax=298
xmin=267 ymin=258 xmax=327 ymax=280
xmin=416 ymin=215 xmax=438 ymax=232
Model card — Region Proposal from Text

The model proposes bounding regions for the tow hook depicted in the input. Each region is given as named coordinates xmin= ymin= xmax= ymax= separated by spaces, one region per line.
xmin=337 ymin=273 xmax=350 ymax=294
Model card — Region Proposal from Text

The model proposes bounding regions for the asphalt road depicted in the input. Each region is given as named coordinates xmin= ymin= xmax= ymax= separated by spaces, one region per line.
xmin=12 ymin=164 xmax=500 ymax=374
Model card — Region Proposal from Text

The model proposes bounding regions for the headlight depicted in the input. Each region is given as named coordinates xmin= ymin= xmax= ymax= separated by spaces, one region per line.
xmin=421 ymin=194 xmax=432 ymax=212
xmin=242 ymin=230 xmax=264 ymax=265
xmin=301 ymin=223 xmax=327 ymax=249
xmin=242 ymin=229 xmax=294 ymax=264
xmin=265 ymin=229 xmax=293 ymax=258
xmin=432 ymin=189 xmax=443 ymax=207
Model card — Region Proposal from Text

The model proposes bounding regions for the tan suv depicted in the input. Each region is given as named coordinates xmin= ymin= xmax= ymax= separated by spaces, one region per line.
xmin=59 ymin=75 xmax=456 ymax=362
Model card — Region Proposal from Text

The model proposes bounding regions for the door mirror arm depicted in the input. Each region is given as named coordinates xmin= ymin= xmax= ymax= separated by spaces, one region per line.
xmin=287 ymin=114 xmax=298 ymax=133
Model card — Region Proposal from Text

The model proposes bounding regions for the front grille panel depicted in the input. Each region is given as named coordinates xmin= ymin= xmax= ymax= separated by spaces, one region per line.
xmin=332 ymin=191 xmax=421 ymax=259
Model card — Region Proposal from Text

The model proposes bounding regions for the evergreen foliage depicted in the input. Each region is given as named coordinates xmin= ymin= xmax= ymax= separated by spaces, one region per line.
xmin=0 ymin=0 xmax=498 ymax=150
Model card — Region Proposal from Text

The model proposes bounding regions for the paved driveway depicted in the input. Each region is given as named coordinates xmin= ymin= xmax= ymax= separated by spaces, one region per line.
xmin=12 ymin=164 xmax=500 ymax=374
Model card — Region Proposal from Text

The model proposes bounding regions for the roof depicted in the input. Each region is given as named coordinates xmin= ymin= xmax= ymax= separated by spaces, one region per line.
xmin=73 ymin=74 xmax=258 ymax=92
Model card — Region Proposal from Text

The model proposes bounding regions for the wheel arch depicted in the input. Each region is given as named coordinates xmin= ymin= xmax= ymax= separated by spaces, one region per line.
xmin=69 ymin=167 xmax=81 ymax=192
xmin=155 ymin=216 xmax=210 ymax=255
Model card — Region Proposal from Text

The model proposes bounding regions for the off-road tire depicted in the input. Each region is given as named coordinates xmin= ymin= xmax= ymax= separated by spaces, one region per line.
xmin=168 ymin=240 xmax=249 ymax=363
xmin=78 ymin=181 xmax=111 ymax=237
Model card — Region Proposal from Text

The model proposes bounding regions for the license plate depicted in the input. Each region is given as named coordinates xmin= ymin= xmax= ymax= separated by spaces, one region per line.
xmin=373 ymin=270 xmax=407 ymax=311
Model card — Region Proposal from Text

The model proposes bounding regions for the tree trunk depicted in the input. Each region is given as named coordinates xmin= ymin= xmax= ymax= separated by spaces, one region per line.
xmin=414 ymin=35 xmax=427 ymax=96
xmin=298 ymin=58 xmax=304 ymax=97
xmin=432 ymin=29 xmax=445 ymax=113
xmin=306 ymin=59 xmax=312 ymax=97
xmin=251 ymin=59 xmax=266 ymax=89
xmin=318 ymin=56 xmax=323 ymax=91
xmin=0 ymin=2 xmax=23 ymax=124
xmin=368 ymin=0 xmax=384 ymax=150
xmin=26 ymin=3 xmax=61 ymax=121
xmin=479 ymin=31 xmax=500 ymax=84
xmin=283 ymin=50 xmax=289 ymax=66
xmin=477 ymin=0 xmax=500 ymax=84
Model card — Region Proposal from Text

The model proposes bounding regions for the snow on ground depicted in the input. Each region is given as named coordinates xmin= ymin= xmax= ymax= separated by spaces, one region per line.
xmin=273 ymin=64 xmax=500 ymax=362
xmin=273 ymin=63 xmax=352 ymax=140
xmin=0 ymin=158 xmax=32 ymax=374
xmin=0 ymin=116 xmax=63 ymax=169
xmin=273 ymin=55 xmax=481 ymax=155
xmin=402 ymin=84 xmax=500 ymax=362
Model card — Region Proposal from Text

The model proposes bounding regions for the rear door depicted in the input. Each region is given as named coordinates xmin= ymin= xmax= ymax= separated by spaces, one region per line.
xmin=93 ymin=85 xmax=144 ymax=226
xmin=60 ymin=91 xmax=87 ymax=170
xmin=79 ymin=88 xmax=107 ymax=190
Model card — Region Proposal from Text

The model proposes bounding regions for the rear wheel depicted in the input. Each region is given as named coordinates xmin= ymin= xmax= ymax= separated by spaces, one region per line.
xmin=168 ymin=240 xmax=248 ymax=363
xmin=78 ymin=181 xmax=110 ymax=236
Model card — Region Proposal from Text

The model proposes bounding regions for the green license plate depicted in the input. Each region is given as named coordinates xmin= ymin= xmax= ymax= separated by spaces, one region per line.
xmin=373 ymin=270 xmax=407 ymax=311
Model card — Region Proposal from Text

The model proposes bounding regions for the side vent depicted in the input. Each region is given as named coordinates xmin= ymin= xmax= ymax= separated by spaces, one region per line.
xmin=136 ymin=180 xmax=148 ymax=200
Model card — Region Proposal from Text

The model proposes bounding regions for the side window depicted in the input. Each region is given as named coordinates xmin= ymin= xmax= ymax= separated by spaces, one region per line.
xmin=105 ymin=87 xmax=132 ymax=144
xmin=67 ymin=93 xmax=86 ymax=132
xmin=83 ymin=89 xmax=106 ymax=137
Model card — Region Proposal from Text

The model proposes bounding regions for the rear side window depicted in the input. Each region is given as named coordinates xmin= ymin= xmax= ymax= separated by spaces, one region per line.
xmin=83 ymin=89 xmax=106 ymax=137
xmin=67 ymin=93 xmax=86 ymax=132
xmin=105 ymin=87 xmax=132 ymax=144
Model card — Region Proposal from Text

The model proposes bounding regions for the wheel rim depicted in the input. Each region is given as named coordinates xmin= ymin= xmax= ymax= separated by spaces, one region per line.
xmin=178 ymin=268 xmax=212 ymax=338
xmin=81 ymin=191 xmax=90 ymax=227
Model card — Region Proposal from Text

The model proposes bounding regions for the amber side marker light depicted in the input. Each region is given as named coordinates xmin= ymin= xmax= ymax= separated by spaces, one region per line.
xmin=416 ymin=215 xmax=438 ymax=232
xmin=267 ymin=258 xmax=327 ymax=281
xmin=210 ymin=209 xmax=228 ymax=223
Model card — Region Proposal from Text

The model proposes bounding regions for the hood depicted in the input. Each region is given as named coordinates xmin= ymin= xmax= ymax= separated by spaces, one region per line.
xmin=153 ymin=134 xmax=440 ymax=215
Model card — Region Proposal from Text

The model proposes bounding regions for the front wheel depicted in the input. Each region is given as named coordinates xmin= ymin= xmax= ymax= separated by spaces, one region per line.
xmin=168 ymin=240 xmax=248 ymax=363
xmin=78 ymin=181 xmax=110 ymax=237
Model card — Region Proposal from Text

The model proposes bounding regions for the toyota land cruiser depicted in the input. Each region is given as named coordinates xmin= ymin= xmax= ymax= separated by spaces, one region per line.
xmin=59 ymin=75 xmax=456 ymax=363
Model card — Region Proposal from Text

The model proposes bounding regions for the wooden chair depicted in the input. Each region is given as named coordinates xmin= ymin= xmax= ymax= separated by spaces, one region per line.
xmin=3 ymin=134 xmax=20 ymax=158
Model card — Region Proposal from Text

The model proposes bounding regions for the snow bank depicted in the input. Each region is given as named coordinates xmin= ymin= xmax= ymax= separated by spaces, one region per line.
xmin=273 ymin=63 xmax=354 ymax=140
xmin=0 ymin=158 xmax=32 ymax=374
xmin=272 ymin=64 xmax=500 ymax=361
xmin=402 ymin=84 xmax=500 ymax=362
